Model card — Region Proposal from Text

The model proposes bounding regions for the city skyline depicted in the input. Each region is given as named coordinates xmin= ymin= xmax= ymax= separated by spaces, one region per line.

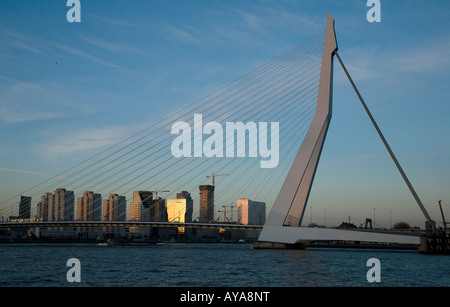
xmin=1 ymin=1 xmax=450 ymax=229
xmin=8 ymin=187 xmax=266 ymax=226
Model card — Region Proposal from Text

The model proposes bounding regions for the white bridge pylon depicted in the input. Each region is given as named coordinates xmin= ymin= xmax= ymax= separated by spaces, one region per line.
xmin=256 ymin=13 xmax=422 ymax=248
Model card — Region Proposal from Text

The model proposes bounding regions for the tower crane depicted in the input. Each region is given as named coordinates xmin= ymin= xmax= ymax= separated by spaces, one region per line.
xmin=206 ymin=172 xmax=229 ymax=186
xmin=150 ymin=189 xmax=170 ymax=199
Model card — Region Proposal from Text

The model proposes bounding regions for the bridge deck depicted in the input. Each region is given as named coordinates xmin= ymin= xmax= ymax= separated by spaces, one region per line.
xmin=0 ymin=221 xmax=263 ymax=231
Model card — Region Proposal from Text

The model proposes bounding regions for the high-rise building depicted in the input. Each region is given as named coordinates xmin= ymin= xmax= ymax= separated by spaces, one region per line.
xmin=199 ymin=185 xmax=214 ymax=223
xmin=177 ymin=190 xmax=192 ymax=200
xmin=129 ymin=191 xmax=153 ymax=222
xmin=103 ymin=193 xmax=126 ymax=234
xmin=103 ymin=194 xmax=126 ymax=222
xmin=19 ymin=196 xmax=31 ymax=219
xmin=39 ymin=192 xmax=52 ymax=221
xmin=129 ymin=191 xmax=153 ymax=234
xmin=51 ymin=188 xmax=74 ymax=221
xmin=77 ymin=191 xmax=102 ymax=221
xmin=152 ymin=197 xmax=167 ymax=222
xmin=77 ymin=191 xmax=102 ymax=237
xmin=167 ymin=191 xmax=193 ymax=223
xmin=177 ymin=191 xmax=193 ymax=223
xmin=237 ymin=198 xmax=266 ymax=225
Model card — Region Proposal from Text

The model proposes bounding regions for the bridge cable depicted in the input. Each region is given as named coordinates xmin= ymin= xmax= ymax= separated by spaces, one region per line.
xmin=335 ymin=51 xmax=435 ymax=227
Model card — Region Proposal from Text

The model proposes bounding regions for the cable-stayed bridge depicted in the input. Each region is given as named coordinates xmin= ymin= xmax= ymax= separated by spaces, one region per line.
xmin=1 ymin=21 xmax=325 ymax=229
xmin=1 ymin=14 xmax=447 ymax=253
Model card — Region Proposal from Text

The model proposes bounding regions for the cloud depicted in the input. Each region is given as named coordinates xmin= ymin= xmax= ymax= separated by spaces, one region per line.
xmin=0 ymin=78 xmax=83 ymax=125
xmin=389 ymin=39 xmax=450 ymax=73
xmin=256 ymin=6 xmax=323 ymax=31
xmin=90 ymin=14 xmax=147 ymax=29
xmin=77 ymin=34 xmax=152 ymax=57
xmin=0 ymin=167 xmax=66 ymax=180
xmin=0 ymin=107 xmax=59 ymax=125
xmin=43 ymin=126 xmax=129 ymax=155
xmin=336 ymin=37 xmax=450 ymax=83
xmin=0 ymin=28 xmax=48 ymax=55
xmin=0 ymin=79 xmax=63 ymax=124
xmin=53 ymin=43 xmax=126 ymax=71
xmin=163 ymin=24 xmax=217 ymax=46
xmin=34 ymin=124 xmax=151 ymax=162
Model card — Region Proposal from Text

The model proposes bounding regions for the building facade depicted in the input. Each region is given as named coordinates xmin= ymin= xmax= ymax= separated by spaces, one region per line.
xmin=39 ymin=192 xmax=52 ymax=221
xmin=77 ymin=191 xmax=102 ymax=221
xmin=199 ymin=185 xmax=214 ymax=223
xmin=129 ymin=191 xmax=153 ymax=234
xmin=167 ymin=193 xmax=193 ymax=223
xmin=177 ymin=191 xmax=193 ymax=223
xmin=45 ymin=188 xmax=75 ymax=221
xmin=77 ymin=191 xmax=102 ymax=238
xmin=237 ymin=198 xmax=266 ymax=225
xmin=19 ymin=196 xmax=31 ymax=219
xmin=129 ymin=191 xmax=153 ymax=222
xmin=103 ymin=193 xmax=126 ymax=234
xmin=152 ymin=197 xmax=167 ymax=222
xmin=103 ymin=194 xmax=126 ymax=222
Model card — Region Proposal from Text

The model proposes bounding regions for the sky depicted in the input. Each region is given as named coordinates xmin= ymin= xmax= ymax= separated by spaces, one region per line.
xmin=1 ymin=0 xmax=450 ymax=228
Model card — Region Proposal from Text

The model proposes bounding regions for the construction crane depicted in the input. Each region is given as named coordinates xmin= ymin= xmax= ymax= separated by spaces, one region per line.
xmin=150 ymin=189 xmax=170 ymax=199
xmin=219 ymin=204 xmax=236 ymax=223
xmin=206 ymin=172 xmax=229 ymax=186
xmin=218 ymin=207 xmax=227 ymax=223
xmin=223 ymin=205 xmax=236 ymax=222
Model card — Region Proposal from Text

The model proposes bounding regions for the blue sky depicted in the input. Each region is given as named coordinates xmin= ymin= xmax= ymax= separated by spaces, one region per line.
xmin=1 ymin=0 xmax=450 ymax=228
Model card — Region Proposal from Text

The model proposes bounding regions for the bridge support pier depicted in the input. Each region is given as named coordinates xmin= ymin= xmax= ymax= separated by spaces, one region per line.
xmin=418 ymin=234 xmax=450 ymax=254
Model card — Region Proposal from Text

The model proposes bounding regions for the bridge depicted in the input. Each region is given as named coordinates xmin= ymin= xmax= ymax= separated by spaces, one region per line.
xmin=255 ymin=13 xmax=433 ymax=249
xmin=0 ymin=220 xmax=262 ymax=231
xmin=255 ymin=13 xmax=444 ymax=252
xmin=1 ymin=13 xmax=447 ymax=253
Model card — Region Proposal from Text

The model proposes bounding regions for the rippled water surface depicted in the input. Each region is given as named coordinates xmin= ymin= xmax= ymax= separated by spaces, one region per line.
xmin=0 ymin=243 xmax=448 ymax=287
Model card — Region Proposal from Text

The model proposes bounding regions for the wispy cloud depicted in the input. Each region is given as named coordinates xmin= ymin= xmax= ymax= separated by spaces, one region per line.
xmin=163 ymin=24 xmax=217 ymax=46
xmin=248 ymin=6 xmax=323 ymax=32
xmin=77 ymin=34 xmax=152 ymax=57
xmin=0 ymin=107 xmax=59 ymax=125
xmin=337 ymin=37 xmax=450 ymax=83
xmin=0 ymin=77 xmax=80 ymax=125
xmin=46 ymin=127 xmax=126 ymax=154
xmin=0 ymin=28 xmax=49 ymax=55
xmin=0 ymin=79 xmax=63 ymax=125
xmin=389 ymin=39 xmax=450 ymax=73
xmin=53 ymin=43 xmax=126 ymax=71
xmin=0 ymin=167 xmax=65 ymax=180
xmin=35 ymin=125 xmax=143 ymax=160
xmin=90 ymin=14 xmax=148 ymax=29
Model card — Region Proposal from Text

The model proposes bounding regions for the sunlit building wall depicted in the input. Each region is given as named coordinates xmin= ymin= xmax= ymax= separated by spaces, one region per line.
xmin=77 ymin=191 xmax=102 ymax=237
xmin=103 ymin=193 xmax=126 ymax=234
xmin=237 ymin=198 xmax=266 ymax=225
xmin=77 ymin=191 xmax=102 ymax=221
xmin=103 ymin=194 xmax=126 ymax=222
xmin=167 ymin=199 xmax=193 ymax=223
xmin=53 ymin=188 xmax=75 ymax=221
xmin=129 ymin=191 xmax=153 ymax=234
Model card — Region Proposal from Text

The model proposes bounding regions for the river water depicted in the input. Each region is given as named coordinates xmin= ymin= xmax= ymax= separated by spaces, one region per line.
xmin=0 ymin=243 xmax=448 ymax=287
